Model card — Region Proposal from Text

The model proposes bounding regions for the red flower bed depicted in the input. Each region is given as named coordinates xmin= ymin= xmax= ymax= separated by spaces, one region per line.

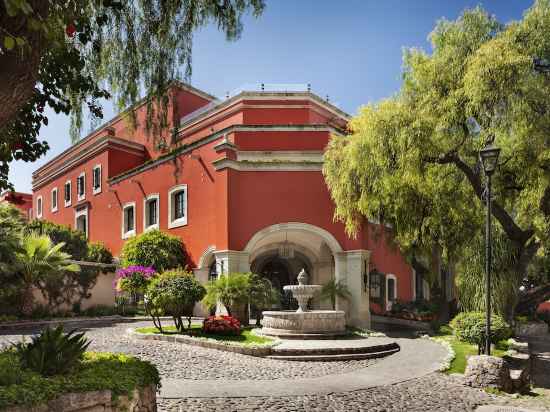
xmin=202 ymin=315 xmax=241 ymax=336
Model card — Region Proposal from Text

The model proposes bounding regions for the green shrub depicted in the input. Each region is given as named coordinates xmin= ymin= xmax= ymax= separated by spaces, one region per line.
xmin=147 ymin=268 xmax=206 ymax=332
xmin=81 ymin=305 xmax=118 ymax=317
xmin=120 ymin=229 xmax=186 ymax=271
xmin=14 ymin=326 xmax=90 ymax=376
xmin=0 ymin=351 xmax=160 ymax=409
xmin=86 ymin=242 xmax=113 ymax=264
xmin=450 ymin=312 xmax=512 ymax=351
xmin=26 ymin=221 xmax=88 ymax=260
xmin=202 ymin=272 xmax=251 ymax=316
xmin=0 ymin=350 xmax=24 ymax=386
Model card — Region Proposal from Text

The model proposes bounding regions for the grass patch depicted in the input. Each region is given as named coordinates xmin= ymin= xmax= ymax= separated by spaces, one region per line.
xmin=135 ymin=324 xmax=274 ymax=345
xmin=0 ymin=352 xmax=160 ymax=409
xmin=435 ymin=328 xmax=511 ymax=374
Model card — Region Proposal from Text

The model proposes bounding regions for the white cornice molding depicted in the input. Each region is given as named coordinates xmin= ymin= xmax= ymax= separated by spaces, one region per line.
xmin=32 ymin=137 xmax=145 ymax=190
xmin=236 ymin=150 xmax=324 ymax=162
xmin=212 ymin=158 xmax=323 ymax=172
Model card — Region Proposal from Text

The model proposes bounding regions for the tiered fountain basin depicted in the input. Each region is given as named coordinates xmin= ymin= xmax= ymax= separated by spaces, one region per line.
xmin=261 ymin=309 xmax=347 ymax=339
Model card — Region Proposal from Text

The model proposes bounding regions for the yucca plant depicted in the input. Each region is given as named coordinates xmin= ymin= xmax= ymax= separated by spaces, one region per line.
xmin=321 ymin=278 xmax=351 ymax=310
xmin=14 ymin=326 xmax=90 ymax=376
xmin=15 ymin=233 xmax=80 ymax=316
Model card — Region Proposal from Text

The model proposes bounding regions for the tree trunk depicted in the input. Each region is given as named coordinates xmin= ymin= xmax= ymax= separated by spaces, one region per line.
xmin=0 ymin=1 xmax=49 ymax=131
xmin=20 ymin=285 xmax=35 ymax=317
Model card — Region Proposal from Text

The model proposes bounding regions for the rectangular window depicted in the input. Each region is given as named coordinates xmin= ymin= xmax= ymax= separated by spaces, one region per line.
xmin=175 ymin=192 xmax=185 ymax=219
xmin=51 ymin=188 xmax=58 ymax=212
xmin=144 ymin=194 xmax=159 ymax=231
xmin=92 ymin=165 xmax=102 ymax=194
xmin=64 ymin=181 xmax=71 ymax=206
xmin=75 ymin=206 xmax=88 ymax=238
xmin=36 ymin=196 xmax=43 ymax=218
xmin=122 ymin=202 xmax=136 ymax=239
xmin=77 ymin=173 xmax=85 ymax=201
xmin=149 ymin=199 xmax=157 ymax=225
xmin=168 ymin=185 xmax=187 ymax=228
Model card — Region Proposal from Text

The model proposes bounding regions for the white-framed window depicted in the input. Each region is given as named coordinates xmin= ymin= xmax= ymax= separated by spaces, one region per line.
xmin=168 ymin=184 xmax=187 ymax=228
xmin=122 ymin=202 xmax=136 ymax=239
xmin=77 ymin=172 xmax=86 ymax=201
xmin=92 ymin=164 xmax=102 ymax=195
xmin=64 ymin=180 xmax=72 ymax=207
xmin=36 ymin=195 xmax=43 ymax=219
xmin=75 ymin=206 xmax=88 ymax=238
xmin=51 ymin=187 xmax=58 ymax=212
xmin=143 ymin=193 xmax=159 ymax=231
xmin=385 ymin=274 xmax=397 ymax=311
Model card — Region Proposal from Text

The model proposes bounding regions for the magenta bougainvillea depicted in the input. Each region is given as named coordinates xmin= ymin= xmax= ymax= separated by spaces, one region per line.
xmin=114 ymin=265 xmax=156 ymax=294
xmin=202 ymin=315 xmax=241 ymax=336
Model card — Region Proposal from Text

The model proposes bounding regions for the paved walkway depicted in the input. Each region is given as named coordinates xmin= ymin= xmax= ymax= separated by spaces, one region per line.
xmin=273 ymin=336 xmax=396 ymax=350
xmin=160 ymin=337 xmax=447 ymax=398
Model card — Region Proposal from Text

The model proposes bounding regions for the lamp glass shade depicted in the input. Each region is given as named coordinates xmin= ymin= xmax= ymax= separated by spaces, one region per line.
xmin=479 ymin=144 xmax=501 ymax=174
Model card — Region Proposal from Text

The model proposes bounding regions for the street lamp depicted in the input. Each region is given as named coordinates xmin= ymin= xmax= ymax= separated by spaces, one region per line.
xmin=479 ymin=142 xmax=501 ymax=355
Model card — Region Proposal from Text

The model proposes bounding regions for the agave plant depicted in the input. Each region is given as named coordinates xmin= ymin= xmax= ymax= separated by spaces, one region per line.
xmin=15 ymin=233 xmax=80 ymax=316
xmin=14 ymin=326 xmax=90 ymax=376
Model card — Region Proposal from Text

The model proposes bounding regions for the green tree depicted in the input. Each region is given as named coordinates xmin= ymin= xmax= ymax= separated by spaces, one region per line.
xmin=202 ymin=272 xmax=251 ymax=317
xmin=324 ymin=1 xmax=550 ymax=317
xmin=15 ymin=233 xmax=80 ymax=316
xmin=248 ymin=273 xmax=279 ymax=326
xmin=0 ymin=203 xmax=25 ymax=314
xmin=0 ymin=0 xmax=265 ymax=191
xmin=320 ymin=278 xmax=351 ymax=310
xmin=120 ymin=229 xmax=186 ymax=271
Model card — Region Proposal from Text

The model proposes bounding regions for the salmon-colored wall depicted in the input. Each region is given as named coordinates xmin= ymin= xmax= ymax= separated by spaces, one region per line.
xmin=367 ymin=225 xmax=414 ymax=303
xmin=0 ymin=192 xmax=32 ymax=218
xmin=235 ymin=130 xmax=330 ymax=151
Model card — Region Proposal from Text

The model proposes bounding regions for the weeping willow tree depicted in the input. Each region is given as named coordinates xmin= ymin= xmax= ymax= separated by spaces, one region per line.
xmin=0 ymin=0 xmax=265 ymax=190
xmin=456 ymin=232 xmax=521 ymax=320
xmin=323 ymin=1 xmax=550 ymax=318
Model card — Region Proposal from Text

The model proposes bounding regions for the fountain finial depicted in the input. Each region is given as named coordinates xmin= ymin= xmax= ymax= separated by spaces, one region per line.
xmin=297 ymin=268 xmax=308 ymax=285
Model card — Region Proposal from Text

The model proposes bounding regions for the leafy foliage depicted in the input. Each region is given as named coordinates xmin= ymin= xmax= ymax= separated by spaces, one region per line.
xmin=202 ymin=272 xmax=252 ymax=316
xmin=202 ymin=315 xmax=241 ymax=336
xmin=450 ymin=312 xmax=512 ymax=352
xmin=15 ymin=233 xmax=80 ymax=315
xmin=0 ymin=203 xmax=25 ymax=314
xmin=14 ymin=326 xmax=90 ymax=376
xmin=323 ymin=1 xmax=550 ymax=309
xmin=120 ymin=229 xmax=186 ymax=271
xmin=114 ymin=265 xmax=156 ymax=297
xmin=0 ymin=350 xmax=23 ymax=386
xmin=86 ymin=242 xmax=113 ymax=265
xmin=26 ymin=220 xmax=88 ymax=260
xmin=0 ymin=351 xmax=160 ymax=409
xmin=320 ymin=278 xmax=351 ymax=310
xmin=0 ymin=0 xmax=265 ymax=191
xmin=146 ymin=268 xmax=206 ymax=332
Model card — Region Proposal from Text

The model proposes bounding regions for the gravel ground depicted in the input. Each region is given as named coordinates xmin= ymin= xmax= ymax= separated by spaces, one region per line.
xmin=0 ymin=320 xmax=379 ymax=380
xmin=158 ymin=374 xmax=496 ymax=412
xmin=2 ymin=320 xmax=548 ymax=411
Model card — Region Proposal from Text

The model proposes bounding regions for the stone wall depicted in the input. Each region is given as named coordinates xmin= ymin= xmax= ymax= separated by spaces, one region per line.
xmin=3 ymin=384 xmax=156 ymax=412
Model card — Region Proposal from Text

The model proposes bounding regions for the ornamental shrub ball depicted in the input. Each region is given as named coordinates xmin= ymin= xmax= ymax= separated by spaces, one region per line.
xmin=450 ymin=311 xmax=512 ymax=351
xmin=146 ymin=268 xmax=206 ymax=332
xmin=114 ymin=266 xmax=157 ymax=305
xmin=120 ymin=229 xmax=186 ymax=272
xmin=203 ymin=315 xmax=241 ymax=336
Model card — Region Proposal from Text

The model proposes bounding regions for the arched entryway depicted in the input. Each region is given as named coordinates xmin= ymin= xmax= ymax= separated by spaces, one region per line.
xmin=251 ymin=250 xmax=313 ymax=310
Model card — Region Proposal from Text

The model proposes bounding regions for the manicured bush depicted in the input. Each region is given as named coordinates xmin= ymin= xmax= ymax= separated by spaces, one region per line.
xmin=146 ymin=268 xmax=206 ymax=332
xmin=14 ymin=326 xmax=90 ymax=376
xmin=0 ymin=351 xmax=160 ymax=410
xmin=450 ymin=311 xmax=512 ymax=351
xmin=114 ymin=265 xmax=157 ymax=304
xmin=120 ymin=229 xmax=186 ymax=271
xmin=86 ymin=242 xmax=113 ymax=265
xmin=203 ymin=315 xmax=241 ymax=335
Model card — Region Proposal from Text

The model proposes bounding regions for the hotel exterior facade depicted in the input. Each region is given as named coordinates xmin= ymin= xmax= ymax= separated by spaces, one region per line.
xmin=29 ymin=82 xmax=420 ymax=326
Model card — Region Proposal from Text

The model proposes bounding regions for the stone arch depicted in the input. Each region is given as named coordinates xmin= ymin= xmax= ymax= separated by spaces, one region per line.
xmin=197 ymin=245 xmax=216 ymax=269
xmin=244 ymin=222 xmax=343 ymax=255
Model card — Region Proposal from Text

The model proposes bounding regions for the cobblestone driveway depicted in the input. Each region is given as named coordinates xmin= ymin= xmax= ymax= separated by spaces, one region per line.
xmin=1 ymin=320 xmax=548 ymax=412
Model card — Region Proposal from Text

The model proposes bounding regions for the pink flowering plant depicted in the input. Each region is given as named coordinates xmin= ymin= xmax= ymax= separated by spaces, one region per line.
xmin=114 ymin=265 xmax=157 ymax=299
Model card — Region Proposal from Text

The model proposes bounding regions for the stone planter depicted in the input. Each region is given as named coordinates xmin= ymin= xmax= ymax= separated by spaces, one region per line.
xmin=514 ymin=321 xmax=548 ymax=337
xmin=2 ymin=384 xmax=157 ymax=412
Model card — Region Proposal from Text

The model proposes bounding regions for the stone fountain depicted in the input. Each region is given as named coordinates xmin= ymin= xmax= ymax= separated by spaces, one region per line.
xmin=261 ymin=268 xmax=347 ymax=338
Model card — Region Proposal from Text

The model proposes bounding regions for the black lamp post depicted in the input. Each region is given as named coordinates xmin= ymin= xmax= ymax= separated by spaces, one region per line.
xmin=479 ymin=143 xmax=501 ymax=355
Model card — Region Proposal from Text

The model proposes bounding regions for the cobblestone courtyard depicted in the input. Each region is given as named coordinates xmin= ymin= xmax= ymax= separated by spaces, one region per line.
xmin=1 ymin=320 xmax=548 ymax=412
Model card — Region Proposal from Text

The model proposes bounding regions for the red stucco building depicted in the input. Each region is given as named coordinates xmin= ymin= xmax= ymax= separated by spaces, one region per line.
xmin=0 ymin=191 xmax=33 ymax=219
xmin=30 ymin=82 xmax=421 ymax=326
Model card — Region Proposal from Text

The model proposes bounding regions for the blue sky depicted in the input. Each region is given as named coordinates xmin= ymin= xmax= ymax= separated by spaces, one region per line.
xmin=9 ymin=0 xmax=532 ymax=192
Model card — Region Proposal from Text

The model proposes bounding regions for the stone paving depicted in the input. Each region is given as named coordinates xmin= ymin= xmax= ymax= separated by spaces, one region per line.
xmin=1 ymin=319 xmax=549 ymax=412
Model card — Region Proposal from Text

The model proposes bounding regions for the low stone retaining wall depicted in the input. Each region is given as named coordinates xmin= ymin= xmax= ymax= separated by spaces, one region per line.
xmin=2 ymin=384 xmax=156 ymax=412
xmin=372 ymin=314 xmax=432 ymax=330
xmin=514 ymin=321 xmax=548 ymax=337
xmin=129 ymin=328 xmax=276 ymax=357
